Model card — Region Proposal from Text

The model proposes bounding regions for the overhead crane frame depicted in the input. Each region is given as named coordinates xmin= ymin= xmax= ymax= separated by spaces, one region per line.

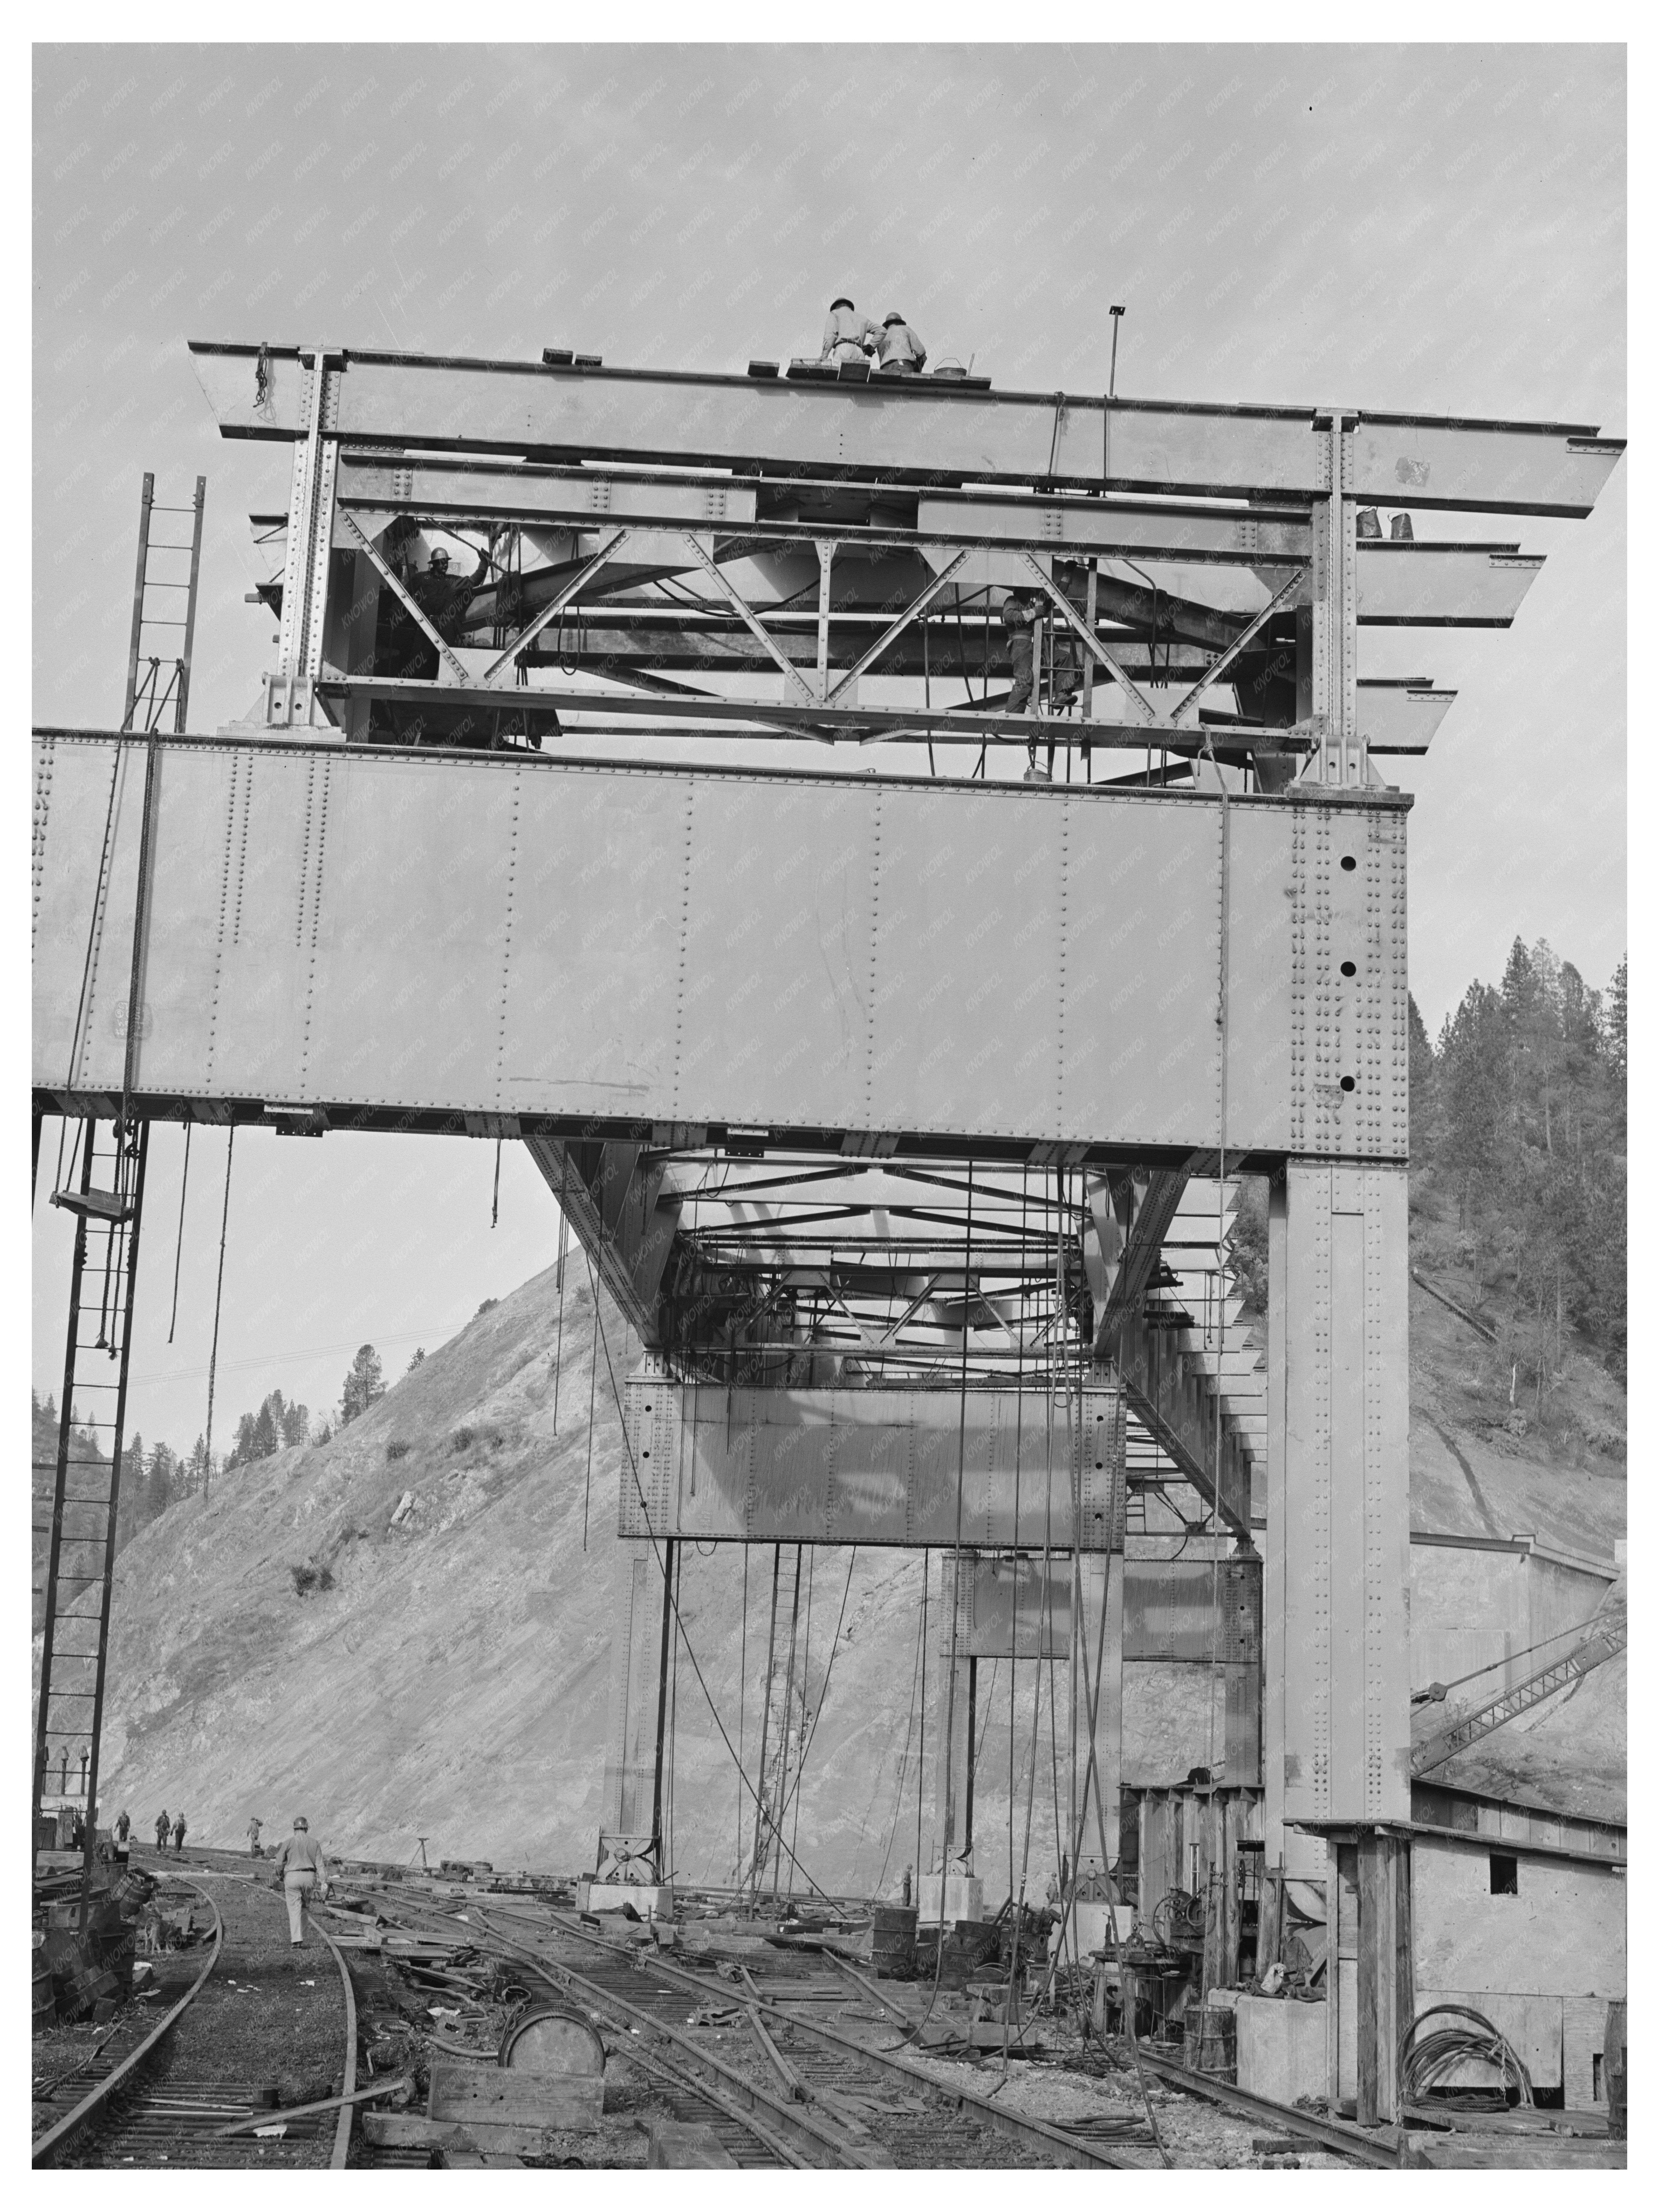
xmin=32 ymin=336 xmax=1621 ymax=2127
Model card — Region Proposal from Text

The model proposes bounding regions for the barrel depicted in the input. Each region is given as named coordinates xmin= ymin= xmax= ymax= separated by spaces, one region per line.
xmin=872 ymin=1905 xmax=917 ymax=1977
xmin=33 ymin=1939 xmax=56 ymax=2030
xmin=1605 ymin=1999 xmax=1626 ymax=2140
xmin=1184 ymin=2003 xmax=1238 ymax=2082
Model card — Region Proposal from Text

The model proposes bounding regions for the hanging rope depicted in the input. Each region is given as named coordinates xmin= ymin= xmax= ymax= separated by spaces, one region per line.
xmin=202 ymin=1125 xmax=236 ymax=1505
xmin=490 ymin=1137 xmax=502 ymax=1228
xmin=166 ymin=1123 xmax=192 ymax=1343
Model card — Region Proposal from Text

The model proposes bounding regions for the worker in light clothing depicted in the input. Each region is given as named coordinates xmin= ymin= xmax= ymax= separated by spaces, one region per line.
xmin=819 ymin=296 xmax=880 ymax=366
xmin=247 ymin=1815 xmax=264 ymax=1858
xmin=874 ymin=312 xmax=926 ymax=375
xmin=172 ymin=1812 xmax=187 ymax=1855
xmin=272 ymin=1817 xmax=330 ymax=1947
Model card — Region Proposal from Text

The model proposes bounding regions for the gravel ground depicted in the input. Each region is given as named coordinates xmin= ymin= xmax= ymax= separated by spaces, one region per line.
xmin=58 ymin=1850 xmax=350 ymax=2168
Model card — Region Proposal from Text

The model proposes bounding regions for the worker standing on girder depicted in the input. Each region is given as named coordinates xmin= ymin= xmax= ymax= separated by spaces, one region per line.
xmin=1003 ymin=594 xmax=1036 ymax=708
xmin=875 ymin=311 xmax=927 ymax=375
xmin=270 ymin=1816 xmax=331 ymax=1947
xmin=819 ymin=296 xmax=880 ymax=365
xmin=406 ymin=540 xmax=491 ymax=645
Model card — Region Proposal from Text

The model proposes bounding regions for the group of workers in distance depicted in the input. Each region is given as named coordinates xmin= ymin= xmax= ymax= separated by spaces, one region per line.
xmin=95 ymin=1807 xmax=330 ymax=1947
xmin=820 ymin=296 xmax=927 ymax=373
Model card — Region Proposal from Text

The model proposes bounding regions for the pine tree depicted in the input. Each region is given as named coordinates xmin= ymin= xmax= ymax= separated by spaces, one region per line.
xmin=340 ymin=1345 xmax=385 ymax=1425
xmin=251 ymin=1399 xmax=280 ymax=1459
xmin=407 ymin=1347 xmax=426 ymax=1372
xmin=280 ymin=1398 xmax=310 ymax=1448
xmin=1408 ymin=994 xmax=1436 ymax=1162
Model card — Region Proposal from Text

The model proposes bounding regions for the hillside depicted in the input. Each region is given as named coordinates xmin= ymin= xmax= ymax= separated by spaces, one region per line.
xmin=79 ymin=1182 xmax=1625 ymax=1880
xmin=90 ymin=1267 xmax=967 ymax=1894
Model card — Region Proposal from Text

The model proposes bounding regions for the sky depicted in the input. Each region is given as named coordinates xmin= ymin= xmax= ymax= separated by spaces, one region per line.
xmin=30 ymin=40 xmax=1626 ymax=1454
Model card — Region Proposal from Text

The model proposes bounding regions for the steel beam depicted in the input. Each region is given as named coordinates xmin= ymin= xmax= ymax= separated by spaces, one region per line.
xmin=33 ymin=731 xmax=1410 ymax=1162
xmin=618 ymin=1368 xmax=1125 ymax=1550
xmin=1270 ymin=1163 xmax=1411 ymax=1833
xmin=190 ymin=343 xmax=1624 ymax=515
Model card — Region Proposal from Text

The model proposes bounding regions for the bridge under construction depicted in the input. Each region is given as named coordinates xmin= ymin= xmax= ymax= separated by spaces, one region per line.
xmin=32 ymin=333 xmax=1622 ymax=2132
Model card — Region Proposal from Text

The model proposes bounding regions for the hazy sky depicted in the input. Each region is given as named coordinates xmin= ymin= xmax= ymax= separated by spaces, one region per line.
xmin=31 ymin=42 xmax=1626 ymax=1450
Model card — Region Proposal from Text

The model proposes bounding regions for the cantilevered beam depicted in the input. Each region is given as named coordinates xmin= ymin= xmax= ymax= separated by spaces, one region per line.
xmin=191 ymin=343 xmax=1625 ymax=516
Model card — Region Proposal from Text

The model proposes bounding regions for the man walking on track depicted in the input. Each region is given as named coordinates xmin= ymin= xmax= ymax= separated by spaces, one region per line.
xmin=270 ymin=1817 xmax=330 ymax=1946
xmin=154 ymin=1809 xmax=170 ymax=1851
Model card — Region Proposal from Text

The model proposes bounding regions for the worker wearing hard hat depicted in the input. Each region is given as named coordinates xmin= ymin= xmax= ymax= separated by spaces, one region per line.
xmin=875 ymin=312 xmax=927 ymax=375
xmin=820 ymin=296 xmax=881 ymax=366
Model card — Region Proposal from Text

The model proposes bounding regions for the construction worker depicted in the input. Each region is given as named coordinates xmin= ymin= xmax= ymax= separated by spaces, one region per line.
xmin=875 ymin=312 xmax=926 ymax=375
xmin=270 ymin=1817 xmax=330 ymax=1947
xmin=172 ymin=1811 xmax=187 ymax=1855
xmin=154 ymin=1808 xmax=170 ymax=1851
xmin=247 ymin=1815 xmax=264 ymax=1859
xmin=1003 ymin=597 xmax=1036 ymax=715
xmin=819 ymin=296 xmax=880 ymax=366
xmin=112 ymin=1809 xmax=132 ymax=1864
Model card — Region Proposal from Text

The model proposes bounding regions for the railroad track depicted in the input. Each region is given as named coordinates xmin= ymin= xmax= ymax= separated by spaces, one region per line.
xmin=33 ymin=1870 xmax=356 ymax=2170
xmin=374 ymin=1882 xmax=1148 ymax=2169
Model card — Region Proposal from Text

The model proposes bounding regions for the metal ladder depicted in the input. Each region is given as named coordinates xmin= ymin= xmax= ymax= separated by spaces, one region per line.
xmin=33 ymin=1118 xmax=150 ymax=1927
xmin=120 ymin=472 xmax=205 ymax=733
xmin=33 ymin=470 xmax=202 ymax=1923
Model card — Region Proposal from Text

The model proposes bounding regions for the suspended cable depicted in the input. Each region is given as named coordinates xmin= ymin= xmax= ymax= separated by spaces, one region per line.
xmin=491 ymin=1137 xmax=502 ymax=1228
xmin=166 ymin=1122 xmax=192 ymax=1343
xmin=202 ymin=1125 xmax=236 ymax=1505
xmin=736 ymin=1546 xmax=749 ymax=1884
xmin=581 ymin=1246 xmax=600 ymax=1550
xmin=551 ymin=1174 xmax=567 ymax=1432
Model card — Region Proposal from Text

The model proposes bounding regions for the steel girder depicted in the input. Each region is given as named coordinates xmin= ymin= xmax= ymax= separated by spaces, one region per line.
xmin=190 ymin=343 xmax=1623 ymax=515
xmin=33 ymin=731 xmax=1410 ymax=1165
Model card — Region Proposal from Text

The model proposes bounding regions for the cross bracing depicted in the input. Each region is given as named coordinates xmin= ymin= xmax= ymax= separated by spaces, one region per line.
xmin=196 ymin=343 xmax=1619 ymax=781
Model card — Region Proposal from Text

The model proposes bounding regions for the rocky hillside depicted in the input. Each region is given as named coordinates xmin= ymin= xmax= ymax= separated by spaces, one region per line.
xmin=82 ymin=1185 xmax=1625 ymax=1881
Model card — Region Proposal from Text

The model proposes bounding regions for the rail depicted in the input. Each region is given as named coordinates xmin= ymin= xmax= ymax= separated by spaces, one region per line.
xmin=307 ymin=1900 xmax=359 ymax=2167
xmin=32 ymin=1877 xmax=224 ymax=2168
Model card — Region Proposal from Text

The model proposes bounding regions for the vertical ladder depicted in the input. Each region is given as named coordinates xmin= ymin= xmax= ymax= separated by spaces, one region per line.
xmin=121 ymin=472 xmax=206 ymax=733
xmin=33 ymin=1117 xmax=149 ymax=1928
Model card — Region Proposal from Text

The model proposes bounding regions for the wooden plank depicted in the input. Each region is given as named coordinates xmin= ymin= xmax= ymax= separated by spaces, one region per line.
xmin=428 ymin=2062 xmax=603 ymax=2132
xmin=364 ymin=2110 xmax=604 ymax=2155
xmin=646 ymin=2119 xmax=739 ymax=2169
xmin=1410 ymin=2139 xmax=1626 ymax=2170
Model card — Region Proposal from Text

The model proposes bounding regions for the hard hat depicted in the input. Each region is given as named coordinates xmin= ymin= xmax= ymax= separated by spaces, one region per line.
xmin=882 ymin=312 xmax=905 ymax=326
xmin=429 ymin=548 xmax=450 ymax=570
xmin=829 ymin=296 xmax=854 ymax=312
xmin=294 ymin=1815 xmax=309 ymax=1830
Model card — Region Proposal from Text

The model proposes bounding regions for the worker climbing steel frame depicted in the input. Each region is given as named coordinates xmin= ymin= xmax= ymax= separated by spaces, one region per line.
xmin=33 ymin=343 xmax=1622 ymax=2125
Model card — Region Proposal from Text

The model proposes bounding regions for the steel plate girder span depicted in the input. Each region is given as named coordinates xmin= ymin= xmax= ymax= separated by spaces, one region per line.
xmin=618 ymin=1371 xmax=1125 ymax=1548
xmin=189 ymin=344 xmax=1624 ymax=517
xmin=34 ymin=733 xmax=1410 ymax=1161
xmin=941 ymin=1552 xmax=1109 ymax=1658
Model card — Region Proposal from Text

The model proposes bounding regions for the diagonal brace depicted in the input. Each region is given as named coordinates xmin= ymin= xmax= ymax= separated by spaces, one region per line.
xmin=480 ymin=527 xmax=633 ymax=688
xmin=338 ymin=509 xmax=472 ymax=687
xmin=1168 ymin=567 xmax=1306 ymax=728
xmin=680 ymin=535 xmax=818 ymax=706
xmin=1018 ymin=551 xmax=1160 ymax=725
xmin=826 ymin=551 xmax=968 ymax=705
